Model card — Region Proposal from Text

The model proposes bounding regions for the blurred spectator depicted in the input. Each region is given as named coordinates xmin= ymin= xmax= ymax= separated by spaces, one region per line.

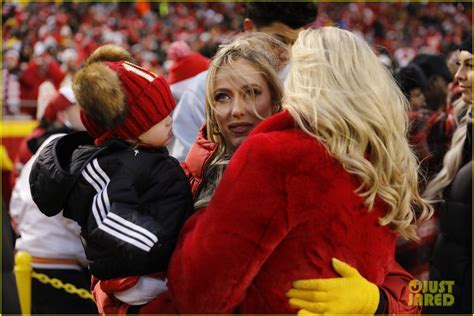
xmin=409 ymin=54 xmax=456 ymax=179
xmin=59 ymin=48 xmax=79 ymax=87
xmin=167 ymin=40 xmax=209 ymax=102
xmin=2 ymin=2 xmax=470 ymax=121
xmin=19 ymin=41 xmax=65 ymax=117
xmin=394 ymin=46 xmax=416 ymax=67
xmin=36 ymin=81 xmax=57 ymax=121
xmin=424 ymin=36 xmax=472 ymax=314
xmin=412 ymin=53 xmax=452 ymax=112
xmin=396 ymin=53 xmax=460 ymax=282
xmin=395 ymin=64 xmax=435 ymax=281
xmin=9 ymin=86 xmax=80 ymax=189
xmin=2 ymin=49 xmax=21 ymax=115
xmin=397 ymin=63 xmax=427 ymax=111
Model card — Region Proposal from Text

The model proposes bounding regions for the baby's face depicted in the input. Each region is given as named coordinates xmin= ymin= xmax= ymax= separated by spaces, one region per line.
xmin=138 ymin=115 xmax=173 ymax=148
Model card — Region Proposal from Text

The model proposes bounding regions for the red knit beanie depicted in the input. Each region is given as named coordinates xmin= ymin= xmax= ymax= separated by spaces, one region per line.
xmin=75 ymin=60 xmax=176 ymax=144
xmin=167 ymin=41 xmax=209 ymax=84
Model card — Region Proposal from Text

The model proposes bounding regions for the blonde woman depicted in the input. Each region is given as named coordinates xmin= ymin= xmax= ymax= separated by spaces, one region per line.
xmin=161 ymin=28 xmax=432 ymax=313
xmin=424 ymin=37 xmax=472 ymax=314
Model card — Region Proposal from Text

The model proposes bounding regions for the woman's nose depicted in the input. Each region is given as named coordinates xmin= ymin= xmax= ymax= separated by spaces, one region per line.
xmin=231 ymin=97 xmax=246 ymax=118
xmin=454 ymin=66 xmax=465 ymax=83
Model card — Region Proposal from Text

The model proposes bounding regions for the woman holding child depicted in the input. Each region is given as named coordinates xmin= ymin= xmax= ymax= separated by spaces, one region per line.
xmin=163 ymin=27 xmax=432 ymax=313
xmin=90 ymin=29 xmax=430 ymax=314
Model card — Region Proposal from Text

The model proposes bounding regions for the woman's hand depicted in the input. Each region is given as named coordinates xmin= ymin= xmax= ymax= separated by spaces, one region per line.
xmin=286 ymin=258 xmax=380 ymax=315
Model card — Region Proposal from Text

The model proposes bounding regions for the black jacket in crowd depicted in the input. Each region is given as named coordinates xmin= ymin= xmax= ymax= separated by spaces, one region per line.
xmin=428 ymin=120 xmax=472 ymax=314
xmin=30 ymin=132 xmax=194 ymax=280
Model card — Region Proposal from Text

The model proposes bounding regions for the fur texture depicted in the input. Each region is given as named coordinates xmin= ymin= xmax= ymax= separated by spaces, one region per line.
xmin=85 ymin=44 xmax=134 ymax=66
xmin=73 ymin=62 xmax=127 ymax=128
xmin=166 ymin=111 xmax=397 ymax=313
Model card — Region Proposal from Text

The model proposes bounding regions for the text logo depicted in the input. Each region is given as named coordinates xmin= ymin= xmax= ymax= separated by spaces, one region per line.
xmin=408 ymin=280 xmax=455 ymax=307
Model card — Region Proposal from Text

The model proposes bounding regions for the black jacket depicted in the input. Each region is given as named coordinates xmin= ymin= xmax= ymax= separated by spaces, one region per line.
xmin=30 ymin=132 xmax=194 ymax=279
xmin=429 ymin=121 xmax=472 ymax=314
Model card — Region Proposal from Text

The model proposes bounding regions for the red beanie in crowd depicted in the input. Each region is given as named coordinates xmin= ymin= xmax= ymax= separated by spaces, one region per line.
xmin=75 ymin=60 xmax=176 ymax=145
xmin=43 ymin=85 xmax=76 ymax=122
xmin=167 ymin=41 xmax=209 ymax=84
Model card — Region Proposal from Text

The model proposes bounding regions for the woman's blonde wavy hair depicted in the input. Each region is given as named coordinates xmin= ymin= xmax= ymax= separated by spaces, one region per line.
xmin=423 ymin=99 xmax=471 ymax=200
xmin=283 ymin=27 xmax=433 ymax=240
xmin=194 ymin=32 xmax=288 ymax=209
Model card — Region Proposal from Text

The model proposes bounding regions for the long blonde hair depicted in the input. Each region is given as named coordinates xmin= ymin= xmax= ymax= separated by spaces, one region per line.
xmin=283 ymin=27 xmax=432 ymax=240
xmin=423 ymin=99 xmax=471 ymax=200
xmin=195 ymin=33 xmax=287 ymax=209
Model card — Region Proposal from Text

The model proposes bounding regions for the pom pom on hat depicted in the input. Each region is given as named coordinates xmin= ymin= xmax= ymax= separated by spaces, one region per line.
xmin=74 ymin=45 xmax=176 ymax=144
xmin=85 ymin=44 xmax=135 ymax=66
xmin=73 ymin=62 xmax=126 ymax=129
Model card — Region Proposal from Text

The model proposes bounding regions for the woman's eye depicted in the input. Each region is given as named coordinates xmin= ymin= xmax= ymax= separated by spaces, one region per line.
xmin=215 ymin=93 xmax=230 ymax=103
xmin=243 ymin=88 xmax=262 ymax=98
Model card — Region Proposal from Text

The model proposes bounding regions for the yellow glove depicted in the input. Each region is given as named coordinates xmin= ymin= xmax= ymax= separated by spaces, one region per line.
xmin=286 ymin=258 xmax=380 ymax=315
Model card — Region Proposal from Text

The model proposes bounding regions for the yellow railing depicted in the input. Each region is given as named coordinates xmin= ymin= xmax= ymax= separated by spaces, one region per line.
xmin=1 ymin=120 xmax=38 ymax=138
xmin=14 ymin=251 xmax=32 ymax=315
xmin=13 ymin=251 xmax=95 ymax=315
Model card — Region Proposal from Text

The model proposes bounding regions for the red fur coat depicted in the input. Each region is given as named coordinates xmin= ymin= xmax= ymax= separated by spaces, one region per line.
xmin=166 ymin=110 xmax=397 ymax=313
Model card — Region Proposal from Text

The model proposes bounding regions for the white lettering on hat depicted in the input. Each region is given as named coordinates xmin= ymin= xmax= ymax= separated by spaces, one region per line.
xmin=123 ymin=61 xmax=156 ymax=82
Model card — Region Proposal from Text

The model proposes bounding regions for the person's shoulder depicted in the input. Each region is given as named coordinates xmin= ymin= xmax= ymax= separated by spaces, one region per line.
xmin=108 ymin=146 xmax=176 ymax=165
xmin=233 ymin=116 xmax=326 ymax=175
xmin=138 ymin=148 xmax=185 ymax=175
xmin=246 ymin=111 xmax=328 ymax=155
xmin=187 ymin=70 xmax=209 ymax=90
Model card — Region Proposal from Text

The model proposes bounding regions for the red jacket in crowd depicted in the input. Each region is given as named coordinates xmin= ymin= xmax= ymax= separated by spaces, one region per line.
xmin=19 ymin=57 xmax=65 ymax=102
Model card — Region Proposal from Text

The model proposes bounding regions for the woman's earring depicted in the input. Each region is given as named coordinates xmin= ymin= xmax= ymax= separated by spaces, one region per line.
xmin=273 ymin=103 xmax=282 ymax=114
xmin=213 ymin=125 xmax=221 ymax=135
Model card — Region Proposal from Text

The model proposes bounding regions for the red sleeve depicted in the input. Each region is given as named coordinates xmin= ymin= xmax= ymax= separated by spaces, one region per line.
xmin=167 ymin=134 xmax=288 ymax=313
xmin=19 ymin=63 xmax=38 ymax=88
xmin=93 ymin=274 xmax=172 ymax=315
xmin=46 ymin=60 xmax=65 ymax=88
xmin=91 ymin=276 xmax=132 ymax=315
xmin=9 ymin=137 xmax=32 ymax=188
xmin=381 ymin=259 xmax=421 ymax=314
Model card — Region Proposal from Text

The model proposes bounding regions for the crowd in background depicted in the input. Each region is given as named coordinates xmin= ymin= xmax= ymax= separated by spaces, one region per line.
xmin=2 ymin=2 xmax=472 ymax=116
xmin=2 ymin=2 xmax=472 ymax=315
